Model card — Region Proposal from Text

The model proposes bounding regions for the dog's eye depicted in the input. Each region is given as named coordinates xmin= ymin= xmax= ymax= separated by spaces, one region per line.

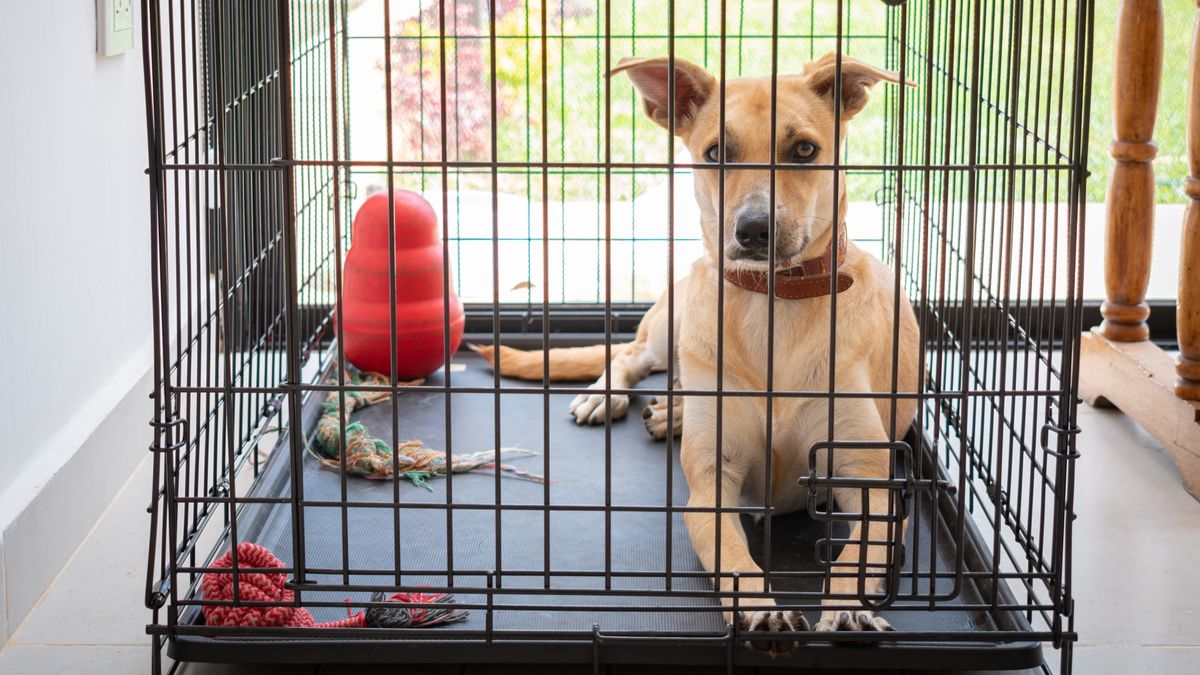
xmin=791 ymin=140 xmax=818 ymax=162
xmin=703 ymin=143 xmax=720 ymax=163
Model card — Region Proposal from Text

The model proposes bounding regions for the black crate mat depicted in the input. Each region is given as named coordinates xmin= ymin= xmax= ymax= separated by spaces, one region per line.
xmin=172 ymin=352 xmax=1042 ymax=670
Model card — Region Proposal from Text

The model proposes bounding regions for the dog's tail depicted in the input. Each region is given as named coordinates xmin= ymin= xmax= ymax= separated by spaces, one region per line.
xmin=469 ymin=343 xmax=628 ymax=382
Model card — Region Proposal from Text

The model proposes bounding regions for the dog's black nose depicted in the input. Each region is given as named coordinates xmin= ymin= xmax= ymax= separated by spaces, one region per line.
xmin=734 ymin=211 xmax=772 ymax=250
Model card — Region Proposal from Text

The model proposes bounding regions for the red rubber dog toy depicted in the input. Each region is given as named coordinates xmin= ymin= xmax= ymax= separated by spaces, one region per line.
xmin=340 ymin=189 xmax=464 ymax=379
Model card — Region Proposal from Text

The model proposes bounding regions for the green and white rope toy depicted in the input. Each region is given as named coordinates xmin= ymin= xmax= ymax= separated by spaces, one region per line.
xmin=308 ymin=369 xmax=542 ymax=488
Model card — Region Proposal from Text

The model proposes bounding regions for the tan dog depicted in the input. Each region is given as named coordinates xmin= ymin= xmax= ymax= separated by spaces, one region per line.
xmin=478 ymin=53 xmax=919 ymax=651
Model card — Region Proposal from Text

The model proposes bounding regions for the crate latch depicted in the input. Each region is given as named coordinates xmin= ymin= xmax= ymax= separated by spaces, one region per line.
xmin=148 ymin=416 xmax=189 ymax=455
xmin=1040 ymin=415 xmax=1081 ymax=460
xmin=805 ymin=440 xmax=939 ymax=610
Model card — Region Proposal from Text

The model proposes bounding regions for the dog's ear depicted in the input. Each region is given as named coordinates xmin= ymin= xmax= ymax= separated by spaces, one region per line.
xmin=610 ymin=56 xmax=716 ymax=133
xmin=804 ymin=53 xmax=916 ymax=121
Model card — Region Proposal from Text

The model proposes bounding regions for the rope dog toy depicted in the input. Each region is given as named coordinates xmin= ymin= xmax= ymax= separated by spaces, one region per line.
xmin=201 ymin=542 xmax=467 ymax=628
xmin=309 ymin=368 xmax=543 ymax=487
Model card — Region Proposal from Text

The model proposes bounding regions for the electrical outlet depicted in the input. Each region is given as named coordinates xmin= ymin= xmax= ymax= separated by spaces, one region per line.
xmin=97 ymin=0 xmax=134 ymax=57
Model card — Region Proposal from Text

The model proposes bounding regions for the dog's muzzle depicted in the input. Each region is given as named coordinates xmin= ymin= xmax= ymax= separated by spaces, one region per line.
xmin=733 ymin=209 xmax=774 ymax=257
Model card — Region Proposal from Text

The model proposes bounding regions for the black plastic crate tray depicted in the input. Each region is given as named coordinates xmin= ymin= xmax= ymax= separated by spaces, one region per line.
xmin=171 ymin=351 xmax=1043 ymax=671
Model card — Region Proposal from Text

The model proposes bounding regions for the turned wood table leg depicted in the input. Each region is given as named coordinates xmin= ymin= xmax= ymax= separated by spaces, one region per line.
xmin=1101 ymin=0 xmax=1163 ymax=342
xmin=1179 ymin=2 xmax=1200 ymax=399
xmin=1082 ymin=0 xmax=1200 ymax=500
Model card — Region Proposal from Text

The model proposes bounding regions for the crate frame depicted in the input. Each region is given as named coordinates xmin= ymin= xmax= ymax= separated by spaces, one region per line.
xmin=141 ymin=1 xmax=1092 ymax=673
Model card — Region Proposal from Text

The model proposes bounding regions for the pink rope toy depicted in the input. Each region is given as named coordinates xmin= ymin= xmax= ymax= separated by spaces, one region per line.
xmin=201 ymin=542 xmax=467 ymax=629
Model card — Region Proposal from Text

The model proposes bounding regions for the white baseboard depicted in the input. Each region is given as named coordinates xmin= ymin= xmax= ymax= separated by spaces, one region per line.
xmin=0 ymin=363 xmax=152 ymax=642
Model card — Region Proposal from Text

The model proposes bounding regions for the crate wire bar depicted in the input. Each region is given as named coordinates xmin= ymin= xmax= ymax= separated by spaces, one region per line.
xmin=141 ymin=1 xmax=1090 ymax=673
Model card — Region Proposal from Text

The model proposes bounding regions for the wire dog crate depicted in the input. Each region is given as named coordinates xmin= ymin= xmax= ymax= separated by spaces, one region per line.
xmin=142 ymin=0 xmax=1091 ymax=672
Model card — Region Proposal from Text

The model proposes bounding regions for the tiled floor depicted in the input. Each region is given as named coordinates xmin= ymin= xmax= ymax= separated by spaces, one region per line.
xmin=2 ymin=404 xmax=1198 ymax=674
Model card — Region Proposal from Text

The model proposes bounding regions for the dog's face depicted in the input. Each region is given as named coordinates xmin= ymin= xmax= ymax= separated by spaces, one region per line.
xmin=613 ymin=53 xmax=910 ymax=270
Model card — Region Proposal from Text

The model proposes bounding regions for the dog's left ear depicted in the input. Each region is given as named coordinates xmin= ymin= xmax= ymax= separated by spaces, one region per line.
xmin=804 ymin=53 xmax=916 ymax=121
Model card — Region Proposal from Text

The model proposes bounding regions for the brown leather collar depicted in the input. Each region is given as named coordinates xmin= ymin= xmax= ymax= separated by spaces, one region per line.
xmin=722 ymin=227 xmax=853 ymax=300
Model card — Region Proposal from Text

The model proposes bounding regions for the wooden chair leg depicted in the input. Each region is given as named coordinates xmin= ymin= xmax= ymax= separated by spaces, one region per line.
xmin=1100 ymin=0 xmax=1163 ymax=342
xmin=1178 ymin=4 xmax=1200 ymax=399
xmin=1079 ymin=0 xmax=1200 ymax=503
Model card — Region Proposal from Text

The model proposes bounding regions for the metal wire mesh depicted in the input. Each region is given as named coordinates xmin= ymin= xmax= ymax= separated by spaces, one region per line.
xmin=142 ymin=1 xmax=1090 ymax=672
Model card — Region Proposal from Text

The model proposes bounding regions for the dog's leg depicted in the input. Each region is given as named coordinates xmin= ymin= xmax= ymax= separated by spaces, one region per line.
xmin=813 ymin=401 xmax=906 ymax=632
xmin=569 ymin=285 xmax=676 ymax=425
xmin=681 ymin=396 xmax=808 ymax=653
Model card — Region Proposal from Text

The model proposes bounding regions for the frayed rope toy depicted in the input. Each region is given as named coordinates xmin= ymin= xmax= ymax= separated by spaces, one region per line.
xmin=308 ymin=368 xmax=543 ymax=487
xmin=202 ymin=543 xmax=467 ymax=629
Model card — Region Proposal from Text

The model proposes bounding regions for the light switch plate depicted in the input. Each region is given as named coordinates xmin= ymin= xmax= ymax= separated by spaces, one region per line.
xmin=97 ymin=0 xmax=134 ymax=57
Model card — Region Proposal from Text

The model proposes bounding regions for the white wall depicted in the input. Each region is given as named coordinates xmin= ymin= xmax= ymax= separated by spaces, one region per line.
xmin=0 ymin=0 xmax=152 ymax=623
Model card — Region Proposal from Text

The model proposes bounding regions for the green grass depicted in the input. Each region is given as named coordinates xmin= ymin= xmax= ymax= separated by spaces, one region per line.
xmin=383 ymin=0 xmax=893 ymax=201
xmin=1088 ymin=1 xmax=1190 ymax=203
xmin=374 ymin=0 xmax=1191 ymax=205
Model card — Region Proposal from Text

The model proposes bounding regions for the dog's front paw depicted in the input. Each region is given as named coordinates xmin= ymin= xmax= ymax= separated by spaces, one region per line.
xmin=739 ymin=608 xmax=809 ymax=655
xmin=641 ymin=396 xmax=682 ymax=440
xmin=814 ymin=609 xmax=893 ymax=632
xmin=567 ymin=385 xmax=629 ymax=425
